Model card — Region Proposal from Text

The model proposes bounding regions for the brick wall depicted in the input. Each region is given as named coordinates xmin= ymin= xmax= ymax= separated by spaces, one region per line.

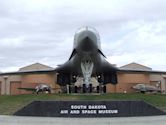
xmin=20 ymin=73 xmax=56 ymax=94
xmin=10 ymin=81 xmax=21 ymax=95
xmin=106 ymin=73 xmax=150 ymax=93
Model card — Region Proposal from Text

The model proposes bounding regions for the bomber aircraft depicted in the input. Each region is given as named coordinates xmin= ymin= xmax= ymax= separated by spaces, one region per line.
xmin=1 ymin=27 xmax=166 ymax=92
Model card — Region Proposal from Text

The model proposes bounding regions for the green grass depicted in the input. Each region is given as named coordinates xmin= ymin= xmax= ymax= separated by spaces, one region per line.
xmin=0 ymin=93 xmax=166 ymax=115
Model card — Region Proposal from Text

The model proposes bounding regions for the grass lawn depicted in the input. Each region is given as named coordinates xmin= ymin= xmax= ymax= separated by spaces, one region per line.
xmin=0 ymin=93 xmax=166 ymax=115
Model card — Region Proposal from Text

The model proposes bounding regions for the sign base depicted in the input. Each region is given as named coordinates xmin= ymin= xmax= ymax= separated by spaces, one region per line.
xmin=14 ymin=100 xmax=166 ymax=117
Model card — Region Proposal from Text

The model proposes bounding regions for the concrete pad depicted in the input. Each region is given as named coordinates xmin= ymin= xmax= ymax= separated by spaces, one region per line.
xmin=0 ymin=115 xmax=166 ymax=125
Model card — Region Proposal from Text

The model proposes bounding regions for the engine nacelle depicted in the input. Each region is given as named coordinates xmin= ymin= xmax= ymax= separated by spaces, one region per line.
xmin=57 ymin=74 xmax=70 ymax=86
xmin=57 ymin=74 xmax=77 ymax=86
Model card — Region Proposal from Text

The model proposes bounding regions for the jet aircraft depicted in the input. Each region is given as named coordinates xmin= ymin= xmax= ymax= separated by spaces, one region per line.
xmin=56 ymin=27 xmax=118 ymax=86
xmin=18 ymin=84 xmax=52 ymax=94
xmin=1 ymin=27 xmax=166 ymax=89
xmin=132 ymin=84 xmax=161 ymax=93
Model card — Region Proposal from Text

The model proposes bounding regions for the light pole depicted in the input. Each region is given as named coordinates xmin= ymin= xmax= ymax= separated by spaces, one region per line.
xmin=3 ymin=76 xmax=9 ymax=95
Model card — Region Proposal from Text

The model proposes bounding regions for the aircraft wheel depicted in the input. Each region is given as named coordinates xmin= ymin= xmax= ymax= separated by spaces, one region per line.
xmin=141 ymin=91 xmax=145 ymax=94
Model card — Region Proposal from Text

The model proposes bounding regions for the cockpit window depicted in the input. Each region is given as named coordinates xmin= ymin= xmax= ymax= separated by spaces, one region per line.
xmin=137 ymin=84 xmax=145 ymax=88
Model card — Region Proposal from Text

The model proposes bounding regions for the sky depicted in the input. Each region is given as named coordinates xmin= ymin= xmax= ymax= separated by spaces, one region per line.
xmin=0 ymin=0 xmax=166 ymax=72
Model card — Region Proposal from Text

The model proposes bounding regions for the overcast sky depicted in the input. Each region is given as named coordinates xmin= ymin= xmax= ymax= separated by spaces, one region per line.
xmin=0 ymin=0 xmax=166 ymax=72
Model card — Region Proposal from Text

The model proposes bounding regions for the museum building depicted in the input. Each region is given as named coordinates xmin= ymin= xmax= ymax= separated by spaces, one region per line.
xmin=0 ymin=62 xmax=166 ymax=95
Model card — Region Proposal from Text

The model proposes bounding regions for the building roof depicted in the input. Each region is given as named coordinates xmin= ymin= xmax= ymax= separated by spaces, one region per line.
xmin=120 ymin=62 xmax=152 ymax=71
xmin=19 ymin=63 xmax=54 ymax=72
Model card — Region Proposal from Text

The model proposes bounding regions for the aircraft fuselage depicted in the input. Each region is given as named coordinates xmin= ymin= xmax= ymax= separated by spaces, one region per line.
xmin=56 ymin=27 xmax=118 ymax=85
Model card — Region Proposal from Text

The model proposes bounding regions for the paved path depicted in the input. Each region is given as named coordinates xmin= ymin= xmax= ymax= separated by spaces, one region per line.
xmin=0 ymin=115 xmax=166 ymax=125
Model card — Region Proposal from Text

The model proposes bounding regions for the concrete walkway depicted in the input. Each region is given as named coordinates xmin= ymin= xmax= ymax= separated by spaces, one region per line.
xmin=0 ymin=115 xmax=166 ymax=125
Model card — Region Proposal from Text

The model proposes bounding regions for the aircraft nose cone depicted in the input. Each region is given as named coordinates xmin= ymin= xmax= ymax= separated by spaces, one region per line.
xmin=80 ymin=37 xmax=94 ymax=52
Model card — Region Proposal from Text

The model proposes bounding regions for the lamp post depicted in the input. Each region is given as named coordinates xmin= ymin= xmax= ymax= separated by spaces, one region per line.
xmin=3 ymin=76 xmax=9 ymax=95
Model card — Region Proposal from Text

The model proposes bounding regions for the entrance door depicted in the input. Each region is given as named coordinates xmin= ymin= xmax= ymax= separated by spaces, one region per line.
xmin=10 ymin=82 xmax=21 ymax=95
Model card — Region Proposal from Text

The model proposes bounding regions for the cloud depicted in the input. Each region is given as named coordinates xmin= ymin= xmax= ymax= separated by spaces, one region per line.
xmin=106 ymin=20 xmax=166 ymax=70
xmin=0 ymin=0 xmax=166 ymax=72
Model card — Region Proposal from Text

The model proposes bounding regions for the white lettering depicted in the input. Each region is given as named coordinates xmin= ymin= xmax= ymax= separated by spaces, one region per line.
xmin=88 ymin=105 xmax=107 ymax=109
xmin=70 ymin=110 xmax=80 ymax=114
xmin=60 ymin=110 xmax=68 ymax=114
xmin=71 ymin=105 xmax=87 ymax=109
xmin=98 ymin=110 xmax=118 ymax=114
xmin=82 ymin=110 xmax=97 ymax=114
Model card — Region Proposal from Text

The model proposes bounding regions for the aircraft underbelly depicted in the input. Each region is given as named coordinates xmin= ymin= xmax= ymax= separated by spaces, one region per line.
xmin=71 ymin=52 xmax=101 ymax=73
